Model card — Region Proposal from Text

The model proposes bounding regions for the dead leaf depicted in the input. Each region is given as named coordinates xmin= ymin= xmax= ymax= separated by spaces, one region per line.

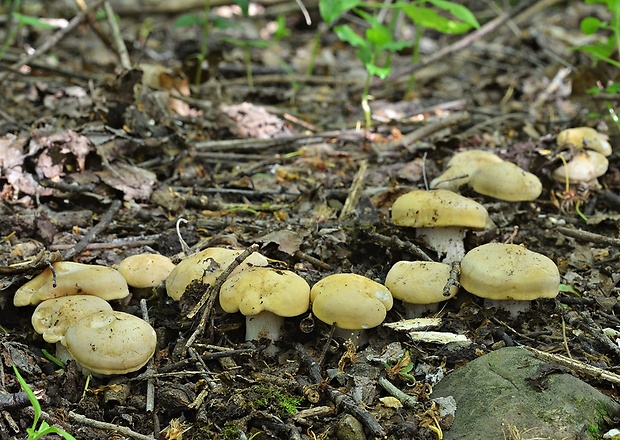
xmin=97 ymin=162 xmax=157 ymax=201
xmin=255 ymin=229 xmax=303 ymax=255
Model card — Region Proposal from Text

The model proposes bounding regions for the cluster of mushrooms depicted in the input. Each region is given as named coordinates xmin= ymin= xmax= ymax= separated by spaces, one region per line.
xmin=14 ymin=126 xmax=603 ymax=370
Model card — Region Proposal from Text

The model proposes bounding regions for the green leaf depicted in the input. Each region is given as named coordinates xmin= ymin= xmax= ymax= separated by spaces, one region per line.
xmin=580 ymin=16 xmax=607 ymax=35
xmin=12 ymin=13 xmax=56 ymax=30
xmin=334 ymin=24 xmax=369 ymax=49
xmin=426 ymin=0 xmax=480 ymax=29
xmin=213 ymin=16 xmax=238 ymax=29
xmin=319 ymin=0 xmax=361 ymax=26
xmin=233 ymin=0 xmax=250 ymax=17
xmin=172 ymin=13 xmax=202 ymax=28
xmin=558 ymin=283 xmax=580 ymax=296
xmin=366 ymin=62 xmax=391 ymax=79
xmin=401 ymin=5 xmax=472 ymax=34
xmin=273 ymin=14 xmax=291 ymax=40
xmin=13 ymin=366 xmax=41 ymax=430
xmin=366 ymin=23 xmax=392 ymax=47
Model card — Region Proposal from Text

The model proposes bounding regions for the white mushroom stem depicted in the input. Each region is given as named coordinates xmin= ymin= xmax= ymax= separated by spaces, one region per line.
xmin=416 ymin=227 xmax=466 ymax=264
xmin=403 ymin=302 xmax=440 ymax=319
xmin=483 ymin=299 xmax=531 ymax=318
xmin=245 ymin=311 xmax=285 ymax=355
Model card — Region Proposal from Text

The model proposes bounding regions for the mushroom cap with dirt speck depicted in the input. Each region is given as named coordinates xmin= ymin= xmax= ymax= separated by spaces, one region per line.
xmin=311 ymin=274 xmax=393 ymax=330
xmin=385 ymin=261 xmax=458 ymax=304
xmin=460 ymin=243 xmax=560 ymax=301
xmin=62 ymin=310 xmax=157 ymax=375
xmin=551 ymin=150 xmax=609 ymax=183
xmin=14 ymin=262 xmax=130 ymax=307
xmin=468 ymin=161 xmax=542 ymax=201
xmin=32 ymin=295 xmax=113 ymax=343
xmin=391 ymin=189 xmax=488 ymax=229
xmin=557 ymin=127 xmax=612 ymax=156
xmin=118 ymin=254 xmax=176 ymax=288
xmin=430 ymin=150 xmax=503 ymax=192
xmin=219 ymin=266 xmax=310 ymax=317
xmin=165 ymin=247 xmax=268 ymax=301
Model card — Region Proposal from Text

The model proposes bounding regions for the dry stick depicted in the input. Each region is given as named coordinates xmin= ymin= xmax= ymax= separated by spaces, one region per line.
xmin=295 ymin=344 xmax=387 ymax=438
xmin=0 ymin=0 xmax=106 ymax=82
xmin=140 ymin=300 xmax=156 ymax=415
xmin=524 ymin=346 xmax=620 ymax=387
xmin=365 ymin=230 xmax=433 ymax=262
xmin=62 ymin=199 xmax=122 ymax=260
xmin=556 ymin=226 xmax=620 ymax=247
xmin=377 ymin=111 xmax=470 ymax=151
xmin=103 ymin=0 xmax=131 ymax=69
xmin=185 ymin=245 xmax=260 ymax=349
xmin=68 ymin=411 xmax=154 ymax=440
xmin=377 ymin=376 xmax=417 ymax=408
xmin=49 ymin=239 xmax=157 ymax=251
xmin=339 ymin=160 xmax=368 ymax=221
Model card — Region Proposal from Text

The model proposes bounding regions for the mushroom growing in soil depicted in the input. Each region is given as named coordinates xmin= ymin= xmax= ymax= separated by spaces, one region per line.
xmin=551 ymin=150 xmax=609 ymax=185
xmin=14 ymin=262 xmax=130 ymax=307
xmin=430 ymin=150 xmax=503 ymax=192
xmin=391 ymin=189 xmax=488 ymax=264
xmin=219 ymin=266 xmax=310 ymax=355
xmin=557 ymin=127 xmax=612 ymax=157
xmin=118 ymin=253 xmax=176 ymax=296
xmin=60 ymin=310 xmax=157 ymax=376
xmin=165 ymin=247 xmax=268 ymax=301
xmin=311 ymin=273 xmax=393 ymax=345
xmin=468 ymin=161 xmax=542 ymax=202
xmin=385 ymin=261 xmax=458 ymax=318
xmin=459 ymin=243 xmax=560 ymax=317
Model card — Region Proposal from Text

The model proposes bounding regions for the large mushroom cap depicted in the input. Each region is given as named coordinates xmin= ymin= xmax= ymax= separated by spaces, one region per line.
xmin=391 ymin=189 xmax=488 ymax=229
xmin=430 ymin=150 xmax=503 ymax=192
xmin=311 ymin=274 xmax=393 ymax=330
xmin=551 ymin=150 xmax=609 ymax=183
xmin=557 ymin=127 xmax=612 ymax=156
xmin=62 ymin=311 xmax=157 ymax=375
xmin=385 ymin=261 xmax=458 ymax=304
xmin=118 ymin=254 xmax=175 ymax=288
xmin=468 ymin=161 xmax=542 ymax=201
xmin=460 ymin=243 xmax=560 ymax=301
xmin=32 ymin=295 xmax=113 ymax=343
xmin=219 ymin=267 xmax=310 ymax=317
xmin=14 ymin=262 xmax=130 ymax=307
xmin=165 ymin=247 xmax=268 ymax=301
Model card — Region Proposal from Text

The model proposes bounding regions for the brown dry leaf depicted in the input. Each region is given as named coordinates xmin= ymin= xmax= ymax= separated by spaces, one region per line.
xmin=255 ymin=229 xmax=303 ymax=255
xmin=219 ymin=102 xmax=294 ymax=139
xmin=0 ymin=134 xmax=53 ymax=196
xmin=31 ymin=130 xmax=92 ymax=179
xmin=97 ymin=162 xmax=157 ymax=201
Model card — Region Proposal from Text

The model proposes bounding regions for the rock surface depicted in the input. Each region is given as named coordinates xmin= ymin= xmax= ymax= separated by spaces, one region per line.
xmin=431 ymin=346 xmax=620 ymax=439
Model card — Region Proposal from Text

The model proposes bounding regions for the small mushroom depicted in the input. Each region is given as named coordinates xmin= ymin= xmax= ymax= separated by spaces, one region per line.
xmin=32 ymin=295 xmax=113 ymax=343
xmin=392 ymin=189 xmax=488 ymax=263
xmin=61 ymin=311 xmax=157 ymax=375
xmin=219 ymin=267 xmax=310 ymax=355
xmin=430 ymin=150 xmax=503 ymax=192
xmin=460 ymin=243 xmax=560 ymax=317
xmin=165 ymin=247 xmax=268 ymax=301
xmin=14 ymin=262 xmax=130 ymax=307
xmin=551 ymin=150 xmax=609 ymax=184
xmin=118 ymin=253 xmax=176 ymax=295
xmin=468 ymin=161 xmax=542 ymax=202
xmin=311 ymin=273 xmax=393 ymax=345
xmin=557 ymin=127 xmax=612 ymax=156
xmin=385 ymin=261 xmax=458 ymax=318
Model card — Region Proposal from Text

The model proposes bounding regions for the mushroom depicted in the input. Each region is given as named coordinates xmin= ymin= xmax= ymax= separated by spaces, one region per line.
xmin=60 ymin=311 xmax=157 ymax=375
xmin=219 ymin=266 xmax=310 ymax=355
xmin=459 ymin=243 xmax=560 ymax=317
xmin=430 ymin=150 xmax=503 ymax=192
xmin=118 ymin=253 xmax=176 ymax=295
xmin=468 ymin=161 xmax=542 ymax=202
xmin=551 ymin=150 xmax=609 ymax=184
xmin=385 ymin=261 xmax=458 ymax=318
xmin=165 ymin=247 xmax=268 ymax=301
xmin=14 ymin=262 xmax=130 ymax=307
xmin=557 ymin=127 xmax=612 ymax=156
xmin=311 ymin=273 xmax=393 ymax=345
xmin=391 ymin=189 xmax=488 ymax=263
xmin=32 ymin=295 xmax=113 ymax=343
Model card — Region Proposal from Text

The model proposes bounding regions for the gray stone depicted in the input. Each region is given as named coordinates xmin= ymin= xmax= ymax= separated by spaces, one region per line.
xmin=335 ymin=414 xmax=367 ymax=440
xmin=431 ymin=346 xmax=620 ymax=440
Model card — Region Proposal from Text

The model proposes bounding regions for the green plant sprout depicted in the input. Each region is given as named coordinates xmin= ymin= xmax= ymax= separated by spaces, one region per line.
xmin=573 ymin=0 xmax=620 ymax=130
xmin=12 ymin=365 xmax=76 ymax=440
xmin=319 ymin=0 xmax=478 ymax=129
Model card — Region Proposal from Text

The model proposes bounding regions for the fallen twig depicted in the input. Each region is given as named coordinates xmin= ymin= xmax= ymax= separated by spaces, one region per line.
xmin=377 ymin=376 xmax=418 ymax=408
xmin=68 ymin=411 xmax=154 ymax=440
xmin=556 ymin=226 xmax=620 ymax=247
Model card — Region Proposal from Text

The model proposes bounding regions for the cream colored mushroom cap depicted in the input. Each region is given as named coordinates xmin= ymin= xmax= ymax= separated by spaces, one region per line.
xmin=62 ymin=311 xmax=157 ymax=375
xmin=469 ymin=161 xmax=542 ymax=201
xmin=385 ymin=261 xmax=458 ymax=304
xmin=32 ymin=295 xmax=113 ymax=343
xmin=430 ymin=150 xmax=503 ymax=191
xmin=392 ymin=189 xmax=488 ymax=229
xmin=460 ymin=243 xmax=560 ymax=300
xmin=219 ymin=267 xmax=310 ymax=316
xmin=118 ymin=254 xmax=175 ymax=288
xmin=311 ymin=274 xmax=393 ymax=330
xmin=165 ymin=247 xmax=268 ymax=301
xmin=14 ymin=262 xmax=130 ymax=307
xmin=551 ymin=150 xmax=609 ymax=183
xmin=557 ymin=127 xmax=612 ymax=156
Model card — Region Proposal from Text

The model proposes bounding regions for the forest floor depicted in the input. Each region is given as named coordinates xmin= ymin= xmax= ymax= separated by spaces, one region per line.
xmin=1 ymin=0 xmax=620 ymax=439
